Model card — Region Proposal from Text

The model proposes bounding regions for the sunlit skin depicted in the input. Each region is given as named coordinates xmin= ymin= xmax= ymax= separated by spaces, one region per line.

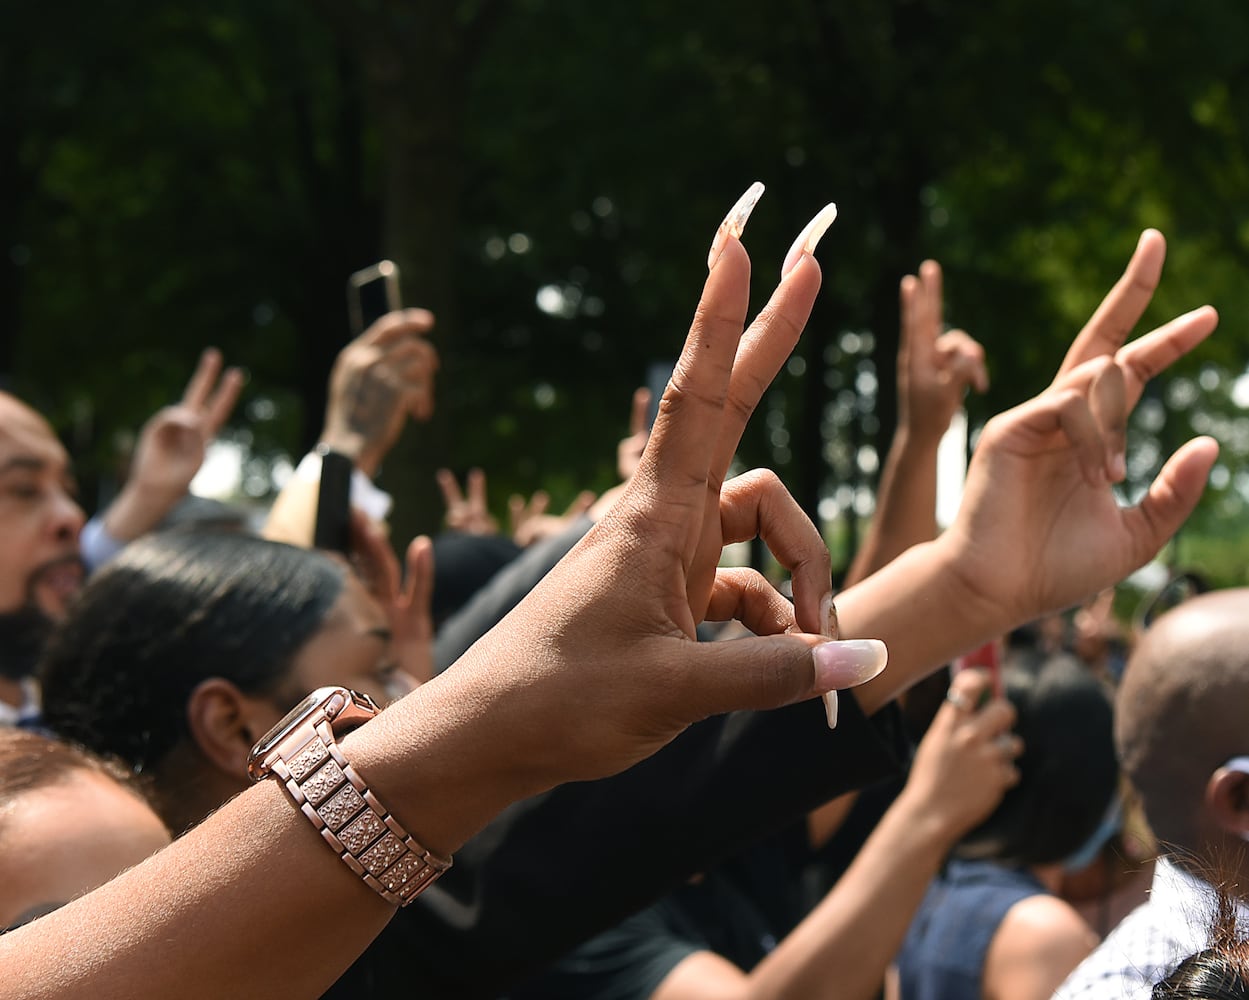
xmin=0 ymin=770 xmax=172 ymax=930
xmin=0 ymin=393 xmax=86 ymax=620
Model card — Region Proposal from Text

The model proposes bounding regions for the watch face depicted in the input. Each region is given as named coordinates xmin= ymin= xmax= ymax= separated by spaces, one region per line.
xmin=250 ymin=688 xmax=334 ymax=760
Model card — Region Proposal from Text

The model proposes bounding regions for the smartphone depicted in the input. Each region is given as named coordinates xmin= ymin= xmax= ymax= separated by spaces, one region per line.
xmin=952 ymin=640 xmax=1002 ymax=700
xmin=347 ymin=260 xmax=402 ymax=338
xmin=313 ymin=448 xmax=354 ymax=555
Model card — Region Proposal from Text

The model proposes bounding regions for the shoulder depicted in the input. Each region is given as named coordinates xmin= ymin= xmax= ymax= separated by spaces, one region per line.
xmin=984 ymin=895 xmax=1098 ymax=1000
xmin=514 ymin=901 xmax=708 ymax=1000
xmin=651 ymin=951 xmax=747 ymax=1000
xmin=1054 ymin=888 xmax=1207 ymax=1000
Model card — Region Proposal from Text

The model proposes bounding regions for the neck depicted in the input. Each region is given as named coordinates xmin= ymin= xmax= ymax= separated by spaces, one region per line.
xmin=1029 ymin=862 xmax=1066 ymax=894
xmin=152 ymin=747 xmax=251 ymax=837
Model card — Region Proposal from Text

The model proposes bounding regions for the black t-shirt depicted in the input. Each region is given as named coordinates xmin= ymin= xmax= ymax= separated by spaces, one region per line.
xmin=320 ymin=694 xmax=906 ymax=999
xmin=509 ymin=831 xmax=811 ymax=1000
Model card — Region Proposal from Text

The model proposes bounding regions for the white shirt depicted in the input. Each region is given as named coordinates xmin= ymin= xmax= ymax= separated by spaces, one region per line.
xmin=1055 ymin=855 xmax=1247 ymax=998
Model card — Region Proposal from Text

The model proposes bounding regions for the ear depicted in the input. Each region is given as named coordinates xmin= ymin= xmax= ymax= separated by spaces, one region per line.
xmin=186 ymin=678 xmax=279 ymax=781
xmin=1205 ymin=766 xmax=1249 ymax=840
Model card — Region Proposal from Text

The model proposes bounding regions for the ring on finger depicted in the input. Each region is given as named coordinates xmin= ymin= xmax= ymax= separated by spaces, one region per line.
xmin=945 ymin=689 xmax=974 ymax=712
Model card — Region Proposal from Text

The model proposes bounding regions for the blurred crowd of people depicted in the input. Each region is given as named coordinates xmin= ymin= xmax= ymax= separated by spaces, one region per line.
xmin=1 ymin=187 xmax=1246 ymax=1000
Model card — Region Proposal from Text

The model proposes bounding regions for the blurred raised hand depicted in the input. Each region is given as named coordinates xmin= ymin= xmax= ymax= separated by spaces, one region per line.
xmin=321 ymin=308 xmax=438 ymax=478
xmin=508 ymin=489 xmax=597 ymax=548
xmin=844 ymin=259 xmax=987 ymax=585
xmin=437 ymin=467 xmax=499 ymax=536
xmin=103 ymin=348 xmax=244 ymax=543
xmin=944 ymin=230 xmax=1218 ymax=629
xmin=897 ymin=259 xmax=988 ymax=445
xmin=588 ymin=386 xmax=655 ymax=522
xmin=617 ymin=386 xmax=652 ymax=483
xmin=903 ymin=669 xmax=1021 ymax=838
xmin=350 ymin=511 xmax=435 ymax=690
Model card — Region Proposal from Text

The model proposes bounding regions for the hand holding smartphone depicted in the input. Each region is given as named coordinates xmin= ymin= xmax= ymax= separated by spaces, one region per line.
xmin=315 ymin=260 xmax=405 ymax=555
xmin=951 ymin=640 xmax=1002 ymax=700
xmin=347 ymin=259 xmax=402 ymax=339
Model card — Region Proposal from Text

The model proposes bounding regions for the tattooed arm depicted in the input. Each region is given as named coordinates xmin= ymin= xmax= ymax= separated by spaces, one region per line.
xmin=319 ymin=308 xmax=439 ymax=477
xmin=263 ymin=309 xmax=438 ymax=547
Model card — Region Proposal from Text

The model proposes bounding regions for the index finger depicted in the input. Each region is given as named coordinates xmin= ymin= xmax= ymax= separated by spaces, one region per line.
xmin=703 ymin=247 xmax=823 ymax=488
xmin=361 ymin=308 xmax=436 ymax=348
xmin=1055 ymin=229 xmax=1166 ymax=379
xmin=181 ymin=348 xmax=224 ymax=409
xmin=466 ymin=468 xmax=490 ymax=512
xmin=641 ymin=237 xmax=752 ymax=515
xmin=435 ymin=468 xmax=464 ymax=508
xmin=203 ymin=366 xmax=245 ymax=435
xmin=629 ymin=387 xmax=651 ymax=437
xmin=1115 ymin=305 xmax=1218 ymax=406
xmin=911 ymin=259 xmax=943 ymax=362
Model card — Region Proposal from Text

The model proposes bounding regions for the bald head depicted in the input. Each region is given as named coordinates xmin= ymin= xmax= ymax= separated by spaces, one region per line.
xmin=1117 ymin=588 xmax=1249 ymax=852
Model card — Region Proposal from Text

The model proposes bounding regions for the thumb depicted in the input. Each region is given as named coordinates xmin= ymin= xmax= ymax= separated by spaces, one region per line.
xmin=678 ymin=634 xmax=887 ymax=719
xmin=1129 ymin=435 xmax=1218 ymax=561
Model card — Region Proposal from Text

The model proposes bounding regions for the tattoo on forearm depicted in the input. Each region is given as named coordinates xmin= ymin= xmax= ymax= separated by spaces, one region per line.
xmin=343 ymin=371 xmax=400 ymax=443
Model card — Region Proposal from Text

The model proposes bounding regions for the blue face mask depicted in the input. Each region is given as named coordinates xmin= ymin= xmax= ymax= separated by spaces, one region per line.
xmin=1062 ymin=796 xmax=1124 ymax=872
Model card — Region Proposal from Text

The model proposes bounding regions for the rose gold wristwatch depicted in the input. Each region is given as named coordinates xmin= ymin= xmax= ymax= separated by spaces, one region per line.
xmin=248 ymin=686 xmax=451 ymax=906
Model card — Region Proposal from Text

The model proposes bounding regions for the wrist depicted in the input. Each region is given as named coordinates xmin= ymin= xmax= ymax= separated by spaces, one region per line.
xmin=893 ymin=784 xmax=967 ymax=848
xmin=103 ymin=480 xmax=185 ymax=543
xmin=339 ymin=669 xmax=541 ymax=859
xmin=927 ymin=528 xmax=1017 ymax=641
xmin=891 ymin=424 xmax=945 ymax=457
xmin=317 ymin=427 xmax=366 ymax=465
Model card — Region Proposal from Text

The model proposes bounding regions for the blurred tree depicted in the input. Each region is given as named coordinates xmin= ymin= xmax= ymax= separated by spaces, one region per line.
xmin=4 ymin=0 xmax=1248 ymax=578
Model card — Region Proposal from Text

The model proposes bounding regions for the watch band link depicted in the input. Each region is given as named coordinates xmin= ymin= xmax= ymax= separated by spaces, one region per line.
xmin=270 ymin=718 xmax=451 ymax=906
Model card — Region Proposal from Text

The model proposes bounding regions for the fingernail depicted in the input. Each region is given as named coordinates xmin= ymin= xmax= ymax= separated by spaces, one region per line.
xmin=781 ymin=202 xmax=837 ymax=278
xmin=823 ymin=691 xmax=839 ymax=729
xmin=820 ymin=594 xmax=839 ymax=639
xmin=813 ymin=638 xmax=888 ymax=690
xmin=707 ymin=181 xmax=765 ymax=271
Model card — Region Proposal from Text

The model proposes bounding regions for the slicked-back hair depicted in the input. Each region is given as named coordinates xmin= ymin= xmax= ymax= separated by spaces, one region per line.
xmin=39 ymin=531 xmax=345 ymax=774
xmin=956 ymin=651 xmax=1118 ymax=867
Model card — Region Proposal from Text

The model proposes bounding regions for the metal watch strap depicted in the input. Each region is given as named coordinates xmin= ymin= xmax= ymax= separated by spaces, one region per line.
xmin=270 ymin=718 xmax=451 ymax=906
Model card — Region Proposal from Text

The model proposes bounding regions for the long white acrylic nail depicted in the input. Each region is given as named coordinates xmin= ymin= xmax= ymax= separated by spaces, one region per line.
xmin=781 ymin=202 xmax=838 ymax=279
xmin=822 ymin=690 xmax=839 ymax=729
xmin=818 ymin=594 xmax=839 ymax=727
xmin=707 ymin=181 xmax=765 ymax=271
xmin=816 ymin=642 xmax=886 ymax=732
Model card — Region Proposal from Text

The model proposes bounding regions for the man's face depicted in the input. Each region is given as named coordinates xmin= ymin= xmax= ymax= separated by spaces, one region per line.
xmin=0 ymin=394 xmax=86 ymax=620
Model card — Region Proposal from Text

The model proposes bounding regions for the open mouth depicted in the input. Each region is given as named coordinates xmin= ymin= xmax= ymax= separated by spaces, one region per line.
xmin=28 ymin=555 xmax=87 ymax=613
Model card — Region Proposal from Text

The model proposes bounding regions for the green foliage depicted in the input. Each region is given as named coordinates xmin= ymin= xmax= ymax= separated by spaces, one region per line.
xmin=6 ymin=0 xmax=1249 ymax=558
